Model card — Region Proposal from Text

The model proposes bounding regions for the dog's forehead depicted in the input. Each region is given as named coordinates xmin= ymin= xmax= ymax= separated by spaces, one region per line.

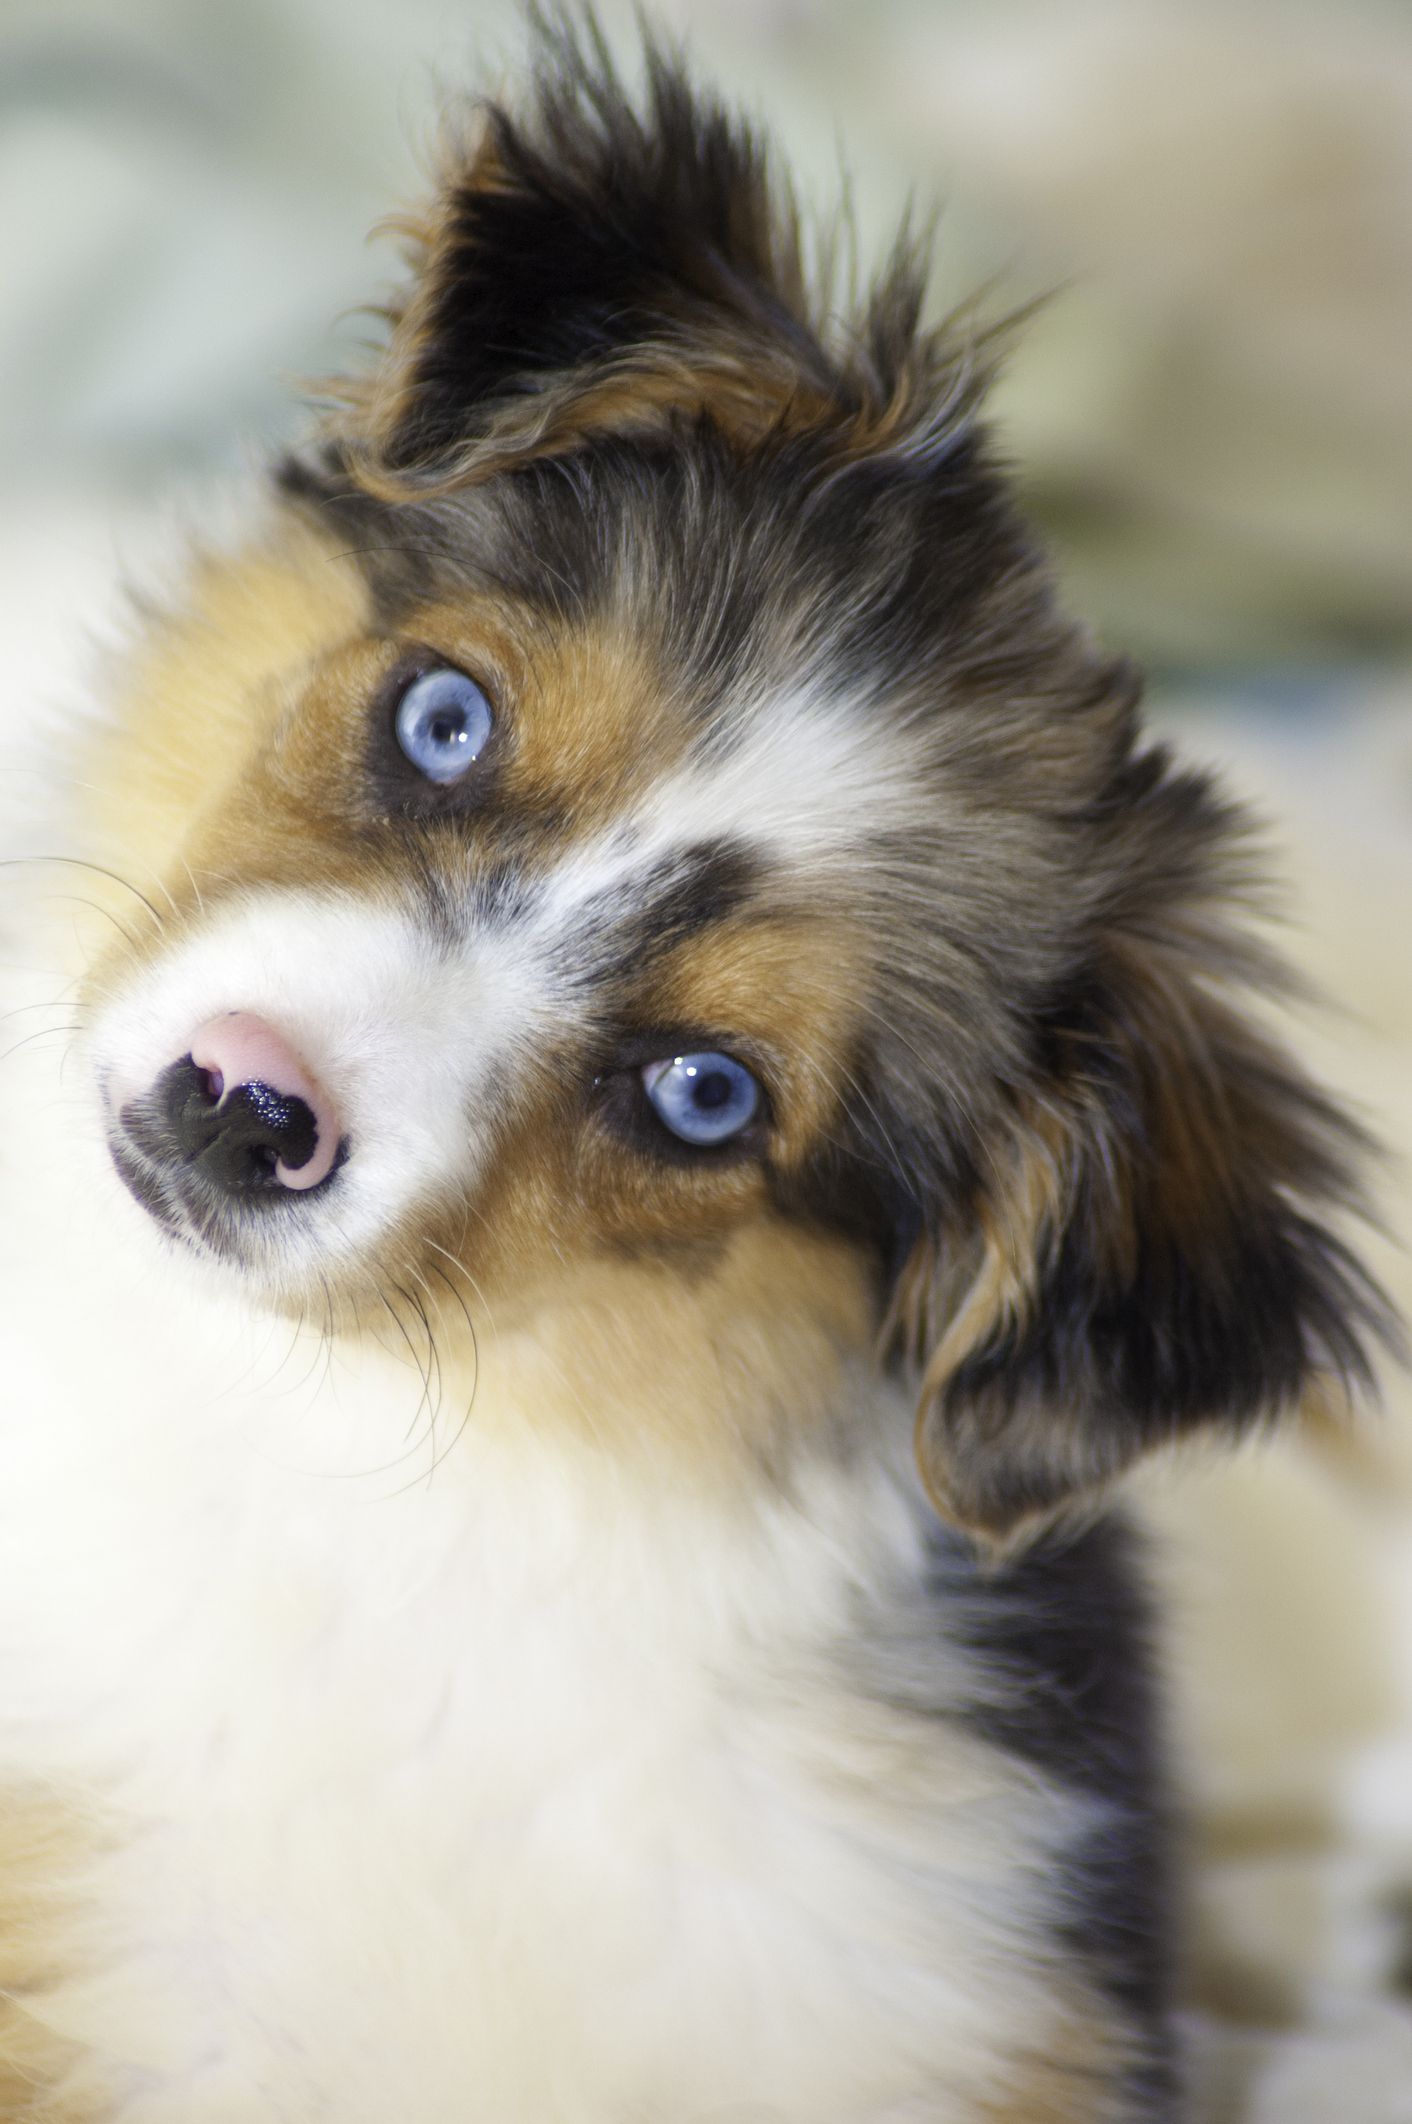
xmin=388 ymin=492 xmax=939 ymax=907
xmin=493 ymin=680 xmax=925 ymax=1011
xmin=350 ymin=439 xmax=928 ymax=738
xmin=292 ymin=434 xmax=1090 ymax=1040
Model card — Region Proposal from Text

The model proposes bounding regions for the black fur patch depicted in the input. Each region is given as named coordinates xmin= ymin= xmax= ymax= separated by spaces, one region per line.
xmin=940 ymin=1515 xmax=1181 ymax=2116
xmin=926 ymin=936 xmax=1393 ymax=1534
xmin=605 ymin=837 xmax=762 ymax=967
xmin=384 ymin=19 xmax=795 ymax=470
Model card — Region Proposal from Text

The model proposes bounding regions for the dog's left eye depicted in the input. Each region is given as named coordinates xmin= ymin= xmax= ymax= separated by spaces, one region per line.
xmin=642 ymin=1053 xmax=760 ymax=1146
xmin=394 ymin=668 xmax=493 ymax=783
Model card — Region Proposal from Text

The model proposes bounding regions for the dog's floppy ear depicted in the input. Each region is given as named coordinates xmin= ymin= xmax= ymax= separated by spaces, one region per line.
xmin=890 ymin=750 xmax=1391 ymax=1545
xmin=329 ymin=15 xmax=832 ymax=492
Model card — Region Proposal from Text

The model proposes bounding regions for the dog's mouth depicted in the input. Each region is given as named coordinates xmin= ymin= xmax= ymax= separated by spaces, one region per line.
xmin=106 ymin=1125 xmax=188 ymax=1241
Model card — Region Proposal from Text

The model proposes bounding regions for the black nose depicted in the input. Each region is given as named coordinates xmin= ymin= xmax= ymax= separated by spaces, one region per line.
xmin=131 ymin=1055 xmax=319 ymax=1195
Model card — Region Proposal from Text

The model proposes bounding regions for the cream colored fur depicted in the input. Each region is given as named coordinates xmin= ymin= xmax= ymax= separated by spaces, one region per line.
xmin=0 ymin=997 xmax=1103 ymax=2118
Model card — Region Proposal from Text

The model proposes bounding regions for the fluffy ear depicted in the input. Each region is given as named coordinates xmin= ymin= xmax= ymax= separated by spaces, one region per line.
xmin=330 ymin=15 xmax=829 ymax=490
xmin=891 ymin=754 xmax=1393 ymax=1545
xmin=320 ymin=15 xmax=984 ymax=496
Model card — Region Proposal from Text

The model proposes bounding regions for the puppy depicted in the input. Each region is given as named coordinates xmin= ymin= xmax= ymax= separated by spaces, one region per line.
xmin=0 ymin=18 xmax=1390 ymax=2121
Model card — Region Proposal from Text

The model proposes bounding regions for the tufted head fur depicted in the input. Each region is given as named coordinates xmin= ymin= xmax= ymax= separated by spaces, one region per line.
xmin=86 ymin=12 xmax=1389 ymax=1545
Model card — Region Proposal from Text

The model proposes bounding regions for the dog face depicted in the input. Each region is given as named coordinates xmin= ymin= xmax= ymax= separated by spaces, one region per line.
xmin=86 ymin=26 xmax=1385 ymax=1536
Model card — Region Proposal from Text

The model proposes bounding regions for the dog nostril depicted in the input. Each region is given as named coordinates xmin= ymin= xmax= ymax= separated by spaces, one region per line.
xmin=187 ymin=1012 xmax=343 ymax=1193
xmin=112 ymin=1016 xmax=344 ymax=1210
xmin=153 ymin=1057 xmax=322 ymax=1194
xmin=172 ymin=1063 xmax=321 ymax=1191
xmin=228 ymin=1081 xmax=319 ymax=1175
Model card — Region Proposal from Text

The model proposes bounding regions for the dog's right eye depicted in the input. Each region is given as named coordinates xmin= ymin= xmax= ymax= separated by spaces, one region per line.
xmin=393 ymin=668 xmax=494 ymax=784
xmin=642 ymin=1052 xmax=761 ymax=1147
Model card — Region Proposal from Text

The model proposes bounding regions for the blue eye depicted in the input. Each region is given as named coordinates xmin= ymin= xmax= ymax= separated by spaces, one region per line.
xmin=394 ymin=667 xmax=493 ymax=784
xmin=642 ymin=1052 xmax=761 ymax=1147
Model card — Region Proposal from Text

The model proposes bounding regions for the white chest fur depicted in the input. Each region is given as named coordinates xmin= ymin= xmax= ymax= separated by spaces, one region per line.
xmin=0 ymin=1047 xmax=1088 ymax=2124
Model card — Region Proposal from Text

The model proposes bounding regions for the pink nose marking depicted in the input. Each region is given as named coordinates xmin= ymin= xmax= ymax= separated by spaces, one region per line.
xmin=188 ymin=1012 xmax=341 ymax=1191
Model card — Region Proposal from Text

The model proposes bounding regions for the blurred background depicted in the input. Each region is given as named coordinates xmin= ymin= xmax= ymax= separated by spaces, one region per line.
xmin=1 ymin=1 xmax=1410 ymax=2115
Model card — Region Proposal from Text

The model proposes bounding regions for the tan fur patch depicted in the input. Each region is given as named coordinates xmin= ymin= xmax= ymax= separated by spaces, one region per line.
xmin=899 ymin=1108 xmax=1066 ymax=1387
xmin=977 ymin=1988 xmax=1138 ymax=2124
xmin=0 ymin=1790 xmax=108 ymax=2121
xmin=647 ymin=913 xmax=869 ymax=1161
xmin=377 ymin=1008 xmax=876 ymax=1470
xmin=404 ymin=600 xmax=690 ymax=831
xmin=371 ymin=1182 xmax=876 ymax=1485
xmin=91 ymin=517 xmax=371 ymax=907
xmin=893 ymin=1103 xmax=1071 ymax=1538
xmin=114 ymin=574 xmax=692 ymax=905
xmin=343 ymin=341 xmax=843 ymax=498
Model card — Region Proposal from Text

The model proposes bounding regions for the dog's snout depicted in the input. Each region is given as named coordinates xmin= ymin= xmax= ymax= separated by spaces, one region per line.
xmin=162 ymin=1055 xmax=323 ymax=1194
xmin=166 ymin=1012 xmax=344 ymax=1194
xmin=113 ymin=1012 xmax=344 ymax=1211
xmin=186 ymin=1014 xmax=341 ymax=1193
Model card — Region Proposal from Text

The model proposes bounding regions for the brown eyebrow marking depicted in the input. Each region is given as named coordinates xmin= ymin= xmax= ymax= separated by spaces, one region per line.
xmin=402 ymin=601 xmax=693 ymax=838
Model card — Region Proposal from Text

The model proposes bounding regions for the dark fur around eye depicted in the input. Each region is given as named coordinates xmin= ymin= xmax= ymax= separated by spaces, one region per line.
xmin=591 ymin=1029 xmax=772 ymax=1169
xmin=365 ymin=648 xmax=505 ymax=817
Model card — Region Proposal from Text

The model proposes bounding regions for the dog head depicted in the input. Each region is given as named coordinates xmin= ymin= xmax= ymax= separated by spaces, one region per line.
xmin=86 ymin=22 xmax=1387 ymax=1535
